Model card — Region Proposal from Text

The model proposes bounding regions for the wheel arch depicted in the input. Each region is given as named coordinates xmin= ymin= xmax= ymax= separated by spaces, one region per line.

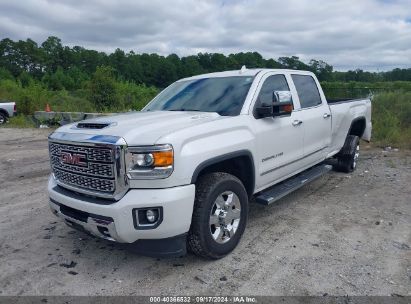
xmin=191 ymin=150 xmax=255 ymax=197
xmin=348 ymin=116 xmax=366 ymax=138
xmin=0 ymin=109 xmax=9 ymax=118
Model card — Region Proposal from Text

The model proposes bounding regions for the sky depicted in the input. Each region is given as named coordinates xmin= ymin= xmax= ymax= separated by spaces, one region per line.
xmin=0 ymin=0 xmax=410 ymax=71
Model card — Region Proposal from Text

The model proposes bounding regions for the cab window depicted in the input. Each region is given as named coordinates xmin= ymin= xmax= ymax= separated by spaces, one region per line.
xmin=291 ymin=75 xmax=322 ymax=108
xmin=256 ymin=75 xmax=290 ymax=106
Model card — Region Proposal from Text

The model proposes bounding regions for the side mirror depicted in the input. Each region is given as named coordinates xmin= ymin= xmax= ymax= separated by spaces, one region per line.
xmin=273 ymin=91 xmax=293 ymax=116
xmin=273 ymin=91 xmax=293 ymax=103
xmin=256 ymin=102 xmax=273 ymax=118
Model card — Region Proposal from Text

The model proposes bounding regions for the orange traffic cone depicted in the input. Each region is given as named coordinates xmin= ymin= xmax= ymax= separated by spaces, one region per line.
xmin=45 ymin=103 xmax=51 ymax=112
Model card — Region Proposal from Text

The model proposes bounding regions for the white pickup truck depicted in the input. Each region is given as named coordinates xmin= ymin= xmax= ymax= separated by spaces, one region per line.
xmin=48 ymin=68 xmax=372 ymax=259
xmin=0 ymin=101 xmax=16 ymax=124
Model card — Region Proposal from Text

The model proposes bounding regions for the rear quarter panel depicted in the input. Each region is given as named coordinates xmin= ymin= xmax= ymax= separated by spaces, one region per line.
xmin=0 ymin=102 xmax=15 ymax=117
xmin=328 ymin=99 xmax=372 ymax=156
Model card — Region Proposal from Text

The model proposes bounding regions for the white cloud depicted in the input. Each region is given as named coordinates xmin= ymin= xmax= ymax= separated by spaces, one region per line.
xmin=0 ymin=0 xmax=410 ymax=70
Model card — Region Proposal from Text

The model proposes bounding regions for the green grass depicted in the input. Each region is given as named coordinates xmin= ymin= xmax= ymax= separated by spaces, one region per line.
xmin=322 ymin=81 xmax=411 ymax=99
xmin=372 ymin=91 xmax=411 ymax=149
xmin=0 ymin=78 xmax=158 ymax=115
xmin=3 ymin=115 xmax=36 ymax=128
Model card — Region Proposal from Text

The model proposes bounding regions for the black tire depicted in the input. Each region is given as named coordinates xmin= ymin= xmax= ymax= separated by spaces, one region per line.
xmin=187 ymin=172 xmax=249 ymax=259
xmin=0 ymin=112 xmax=7 ymax=125
xmin=334 ymin=135 xmax=360 ymax=173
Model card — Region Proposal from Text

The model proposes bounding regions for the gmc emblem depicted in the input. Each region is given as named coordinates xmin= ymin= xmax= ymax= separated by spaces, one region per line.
xmin=60 ymin=151 xmax=88 ymax=167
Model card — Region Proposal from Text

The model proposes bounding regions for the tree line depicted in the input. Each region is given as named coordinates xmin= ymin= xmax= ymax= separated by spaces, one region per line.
xmin=1 ymin=36 xmax=411 ymax=92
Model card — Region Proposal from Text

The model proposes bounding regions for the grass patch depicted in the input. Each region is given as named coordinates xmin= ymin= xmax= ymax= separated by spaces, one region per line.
xmin=3 ymin=115 xmax=36 ymax=128
xmin=0 ymin=78 xmax=158 ymax=115
xmin=372 ymin=91 xmax=411 ymax=149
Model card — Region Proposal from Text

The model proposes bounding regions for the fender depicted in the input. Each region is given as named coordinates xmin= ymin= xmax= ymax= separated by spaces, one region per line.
xmin=190 ymin=150 xmax=255 ymax=195
xmin=347 ymin=116 xmax=366 ymax=138
xmin=0 ymin=109 xmax=9 ymax=118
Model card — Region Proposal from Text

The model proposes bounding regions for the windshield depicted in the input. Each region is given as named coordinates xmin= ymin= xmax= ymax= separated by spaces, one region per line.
xmin=143 ymin=76 xmax=254 ymax=116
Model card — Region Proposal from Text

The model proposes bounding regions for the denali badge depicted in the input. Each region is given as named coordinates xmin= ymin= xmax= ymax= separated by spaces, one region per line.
xmin=60 ymin=151 xmax=88 ymax=167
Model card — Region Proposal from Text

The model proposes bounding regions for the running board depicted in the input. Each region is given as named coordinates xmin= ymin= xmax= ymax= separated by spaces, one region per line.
xmin=255 ymin=164 xmax=332 ymax=205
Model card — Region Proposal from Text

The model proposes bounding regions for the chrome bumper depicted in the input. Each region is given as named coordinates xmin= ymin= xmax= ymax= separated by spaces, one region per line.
xmin=49 ymin=199 xmax=121 ymax=242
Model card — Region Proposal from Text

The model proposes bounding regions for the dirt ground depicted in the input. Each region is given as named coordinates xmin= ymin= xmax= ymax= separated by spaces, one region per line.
xmin=0 ymin=128 xmax=410 ymax=296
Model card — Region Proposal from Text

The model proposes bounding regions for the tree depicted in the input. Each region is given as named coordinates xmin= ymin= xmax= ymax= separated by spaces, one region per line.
xmin=41 ymin=36 xmax=64 ymax=73
xmin=19 ymin=71 xmax=32 ymax=88
xmin=181 ymin=55 xmax=204 ymax=77
xmin=108 ymin=48 xmax=127 ymax=78
xmin=89 ymin=66 xmax=118 ymax=110
xmin=166 ymin=53 xmax=183 ymax=79
xmin=42 ymin=67 xmax=74 ymax=90
xmin=123 ymin=52 xmax=144 ymax=83
xmin=309 ymin=59 xmax=333 ymax=81
xmin=278 ymin=56 xmax=309 ymax=70
xmin=0 ymin=67 xmax=14 ymax=80
xmin=154 ymin=57 xmax=178 ymax=88
xmin=0 ymin=38 xmax=22 ymax=76
xmin=66 ymin=66 xmax=89 ymax=89
xmin=2 ymin=35 xmax=411 ymax=92
xmin=229 ymin=52 xmax=264 ymax=68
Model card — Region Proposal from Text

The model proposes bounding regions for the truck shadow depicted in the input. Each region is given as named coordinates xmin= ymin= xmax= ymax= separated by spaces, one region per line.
xmin=53 ymin=170 xmax=342 ymax=264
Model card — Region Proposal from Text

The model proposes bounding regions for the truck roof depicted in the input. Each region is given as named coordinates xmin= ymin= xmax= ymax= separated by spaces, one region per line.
xmin=179 ymin=68 xmax=313 ymax=81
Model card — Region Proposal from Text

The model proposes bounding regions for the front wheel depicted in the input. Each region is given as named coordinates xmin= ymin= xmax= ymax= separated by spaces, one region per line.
xmin=187 ymin=172 xmax=249 ymax=259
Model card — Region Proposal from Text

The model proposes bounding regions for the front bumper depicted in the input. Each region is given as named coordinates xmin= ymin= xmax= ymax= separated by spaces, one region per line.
xmin=48 ymin=175 xmax=195 ymax=246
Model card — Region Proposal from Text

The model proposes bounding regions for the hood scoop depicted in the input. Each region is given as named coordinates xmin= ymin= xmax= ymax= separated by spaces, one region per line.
xmin=75 ymin=122 xmax=114 ymax=129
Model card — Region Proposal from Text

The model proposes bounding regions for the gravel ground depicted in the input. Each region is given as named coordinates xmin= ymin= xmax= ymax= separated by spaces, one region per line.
xmin=0 ymin=128 xmax=410 ymax=296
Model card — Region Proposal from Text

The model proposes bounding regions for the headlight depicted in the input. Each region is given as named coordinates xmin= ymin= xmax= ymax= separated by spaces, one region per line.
xmin=126 ymin=144 xmax=173 ymax=179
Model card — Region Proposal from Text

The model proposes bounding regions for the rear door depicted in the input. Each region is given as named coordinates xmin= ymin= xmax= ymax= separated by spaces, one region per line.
xmin=251 ymin=73 xmax=304 ymax=190
xmin=291 ymin=74 xmax=332 ymax=163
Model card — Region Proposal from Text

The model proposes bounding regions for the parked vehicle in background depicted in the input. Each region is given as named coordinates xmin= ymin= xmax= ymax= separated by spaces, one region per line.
xmin=0 ymin=101 xmax=16 ymax=124
xmin=47 ymin=68 xmax=372 ymax=259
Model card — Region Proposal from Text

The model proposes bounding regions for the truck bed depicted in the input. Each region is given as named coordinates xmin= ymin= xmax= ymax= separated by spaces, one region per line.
xmin=0 ymin=101 xmax=16 ymax=117
xmin=327 ymin=98 xmax=372 ymax=157
xmin=327 ymin=98 xmax=369 ymax=104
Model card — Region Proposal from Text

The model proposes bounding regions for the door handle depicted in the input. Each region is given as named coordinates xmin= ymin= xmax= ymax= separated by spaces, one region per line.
xmin=292 ymin=120 xmax=303 ymax=126
xmin=323 ymin=113 xmax=331 ymax=118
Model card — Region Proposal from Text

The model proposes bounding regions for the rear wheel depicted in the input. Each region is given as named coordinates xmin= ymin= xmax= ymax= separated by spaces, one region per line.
xmin=188 ymin=172 xmax=248 ymax=259
xmin=334 ymin=135 xmax=360 ymax=173
xmin=0 ymin=112 xmax=7 ymax=125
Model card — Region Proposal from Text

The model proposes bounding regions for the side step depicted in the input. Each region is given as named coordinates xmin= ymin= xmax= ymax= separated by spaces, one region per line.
xmin=255 ymin=164 xmax=332 ymax=205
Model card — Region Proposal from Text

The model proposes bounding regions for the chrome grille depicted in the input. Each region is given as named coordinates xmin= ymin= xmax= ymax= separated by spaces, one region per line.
xmin=49 ymin=141 xmax=117 ymax=195
xmin=50 ymin=155 xmax=113 ymax=177
xmin=49 ymin=143 xmax=113 ymax=163
xmin=54 ymin=170 xmax=115 ymax=192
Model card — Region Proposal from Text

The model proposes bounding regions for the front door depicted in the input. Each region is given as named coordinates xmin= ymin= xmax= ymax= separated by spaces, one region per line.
xmin=252 ymin=74 xmax=304 ymax=191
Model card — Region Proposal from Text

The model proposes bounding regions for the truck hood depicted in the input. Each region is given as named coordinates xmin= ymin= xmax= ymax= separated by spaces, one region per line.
xmin=56 ymin=111 xmax=226 ymax=145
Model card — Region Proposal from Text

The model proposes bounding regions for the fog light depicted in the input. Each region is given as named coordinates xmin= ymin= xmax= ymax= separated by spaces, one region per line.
xmin=146 ymin=209 xmax=157 ymax=223
xmin=133 ymin=207 xmax=163 ymax=230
